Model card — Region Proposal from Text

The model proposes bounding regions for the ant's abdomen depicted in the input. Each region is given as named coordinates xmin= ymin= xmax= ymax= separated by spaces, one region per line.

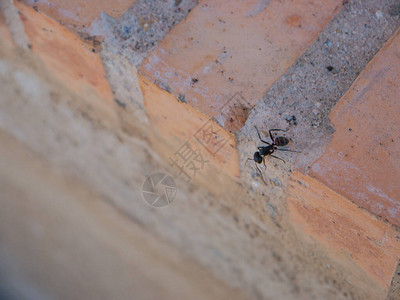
xmin=274 ymin=136 xmax=289 ymax=147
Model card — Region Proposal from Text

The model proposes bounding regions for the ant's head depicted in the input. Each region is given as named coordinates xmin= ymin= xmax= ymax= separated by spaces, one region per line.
xmin=253 ymin=151 xmax=263 ymax=164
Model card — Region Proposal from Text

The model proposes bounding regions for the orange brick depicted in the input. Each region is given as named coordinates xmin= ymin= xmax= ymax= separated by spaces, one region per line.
xmin=288 ymin=171 xmax=400 ymax=294
xmin=15 ymin=2 xmax=113 ymax=103
xmin=309 ymin=28 xmax=400 ymax=228
xmin=140 ymin=0 xmax=342 ymax=131
xmin=139 ymin=75 xmax=239 ymax=183
xmin=21 ymin=0 xmax=135 ymax=30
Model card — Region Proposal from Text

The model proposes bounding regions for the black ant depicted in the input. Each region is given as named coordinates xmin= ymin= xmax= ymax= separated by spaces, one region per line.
xmin=246 ymin=126 xmax=299 ymax=183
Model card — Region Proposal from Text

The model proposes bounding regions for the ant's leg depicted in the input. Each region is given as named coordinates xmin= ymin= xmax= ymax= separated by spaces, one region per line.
xmin=263 ymin=157 xmax=267 ymax=168
xmin=275 ymin=148 xmax=301 ymax=153
xmin=255 ymin=126 xmax=271 ymax=145
xmin=254 ymin=161 xmax=267 ymax=184
xmin=245 ymin=158 xmax=254 ymax=166
xmin=269 ymin=128 xmax=288 ymax=141
xmin=246 ymin=158 xmax=266 ymax=184
xmin=270 ymin=154 xmax=286 ymax=164
xmin=254 ymin=162 xmax=262 ymax=174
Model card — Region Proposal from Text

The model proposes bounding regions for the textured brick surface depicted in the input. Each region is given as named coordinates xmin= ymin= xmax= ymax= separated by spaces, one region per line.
xmin=16 ymin=2 xmax=113 ymax=103
xmin=310 ymin=28 xmax=400 ymax=228
xmin=288 ymin=170 xmax=400 ymax=295
xmin=140 ymin=0 xmax=342 ymax=131
xmin=139 ymin=75 xmax=239 ymax=182
xmin=21 ymin=0 xmax=136 ymax=31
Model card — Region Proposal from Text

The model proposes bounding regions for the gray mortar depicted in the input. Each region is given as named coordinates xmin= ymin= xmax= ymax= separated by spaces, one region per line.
xmin=387 ymin=260 xmax=400 ymax=299
xmin=238 ymin=0 xmax=400 ymax=174
xmin=0 ymin=0 xmax=31 ymax=49
xmin=86 ymin=0 xmax=198 ymax=66
xmin=100 ymin=48 xmax=148 ymax=129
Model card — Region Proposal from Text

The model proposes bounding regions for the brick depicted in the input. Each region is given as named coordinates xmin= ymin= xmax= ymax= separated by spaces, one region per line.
xmin=15 ymin=2 xmax=113 ymax=103
xmin=288 ymin=170 xmax=400 ymax=295
xmin=21 ymin=0 xmax=136 ymax=31
xmin=309 ymin=28 xmax=400 ymax=228
xmin=140 ymin=0 xmax=342 ymax=131
xmin=139 ymin=75 xmax=239 ymax=183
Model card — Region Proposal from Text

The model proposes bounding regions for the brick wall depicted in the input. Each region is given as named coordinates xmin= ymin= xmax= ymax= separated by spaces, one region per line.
xmin=1 ymin=0 xmax=400 ymax=299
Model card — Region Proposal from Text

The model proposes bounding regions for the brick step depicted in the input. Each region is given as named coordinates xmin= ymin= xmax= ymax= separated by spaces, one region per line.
xmin=283 ymin=27 xmax=400 ymax=293
xmin=288 ymin=170 xmax=400 ymax=297
xmin=13 ymin=1 xmax=114 ymax=104
xmin=139 ymin=0 xmax=342 ymax=132
xmin=309 ymin=27 xmax=400 ymax=229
